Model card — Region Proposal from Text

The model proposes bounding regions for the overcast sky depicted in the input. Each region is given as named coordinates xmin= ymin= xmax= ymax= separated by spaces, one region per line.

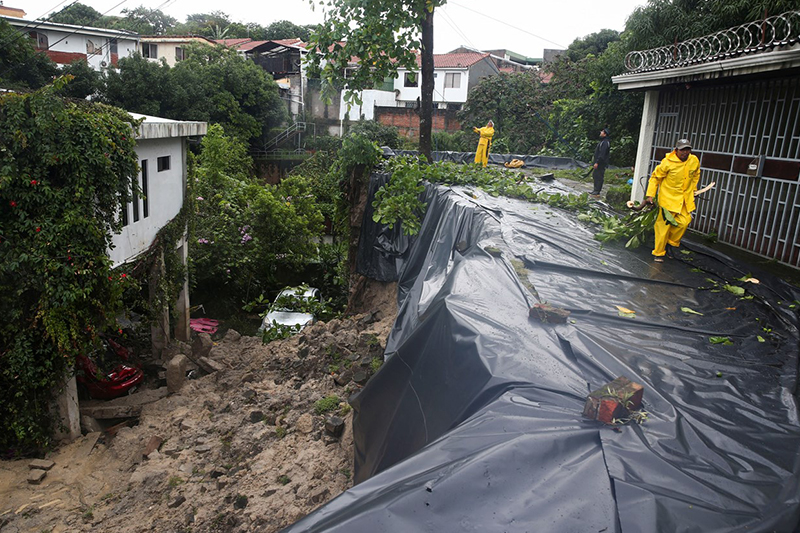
xmin=19 ymin=0 xmax=647 ymax=57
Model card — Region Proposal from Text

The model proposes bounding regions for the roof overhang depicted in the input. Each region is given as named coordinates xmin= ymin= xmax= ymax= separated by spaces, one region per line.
xmin=3 ymin=16 xmax=138 ymax=40
xmin=613 ymin=44 xmax=800 ymax=91
xmin=130 ymin=113 xmax=208 ymax=140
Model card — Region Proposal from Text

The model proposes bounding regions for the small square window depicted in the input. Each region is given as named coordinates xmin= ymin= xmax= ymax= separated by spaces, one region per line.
xmin=404 ymin=72 xmax=418 ymax=87
xmin=157 ymin=156 xmax=170 ymax=172
xmin=175 ymin=47 xmax=185 ymax=61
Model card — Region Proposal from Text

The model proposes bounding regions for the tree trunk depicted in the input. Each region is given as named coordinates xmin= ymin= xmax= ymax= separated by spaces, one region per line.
xmin=419 ymin=8 xmax=434 ymax=162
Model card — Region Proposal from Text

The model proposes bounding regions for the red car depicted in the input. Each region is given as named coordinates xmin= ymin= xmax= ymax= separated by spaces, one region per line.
xmin=75 ymin=337 xmax=144 ymax=400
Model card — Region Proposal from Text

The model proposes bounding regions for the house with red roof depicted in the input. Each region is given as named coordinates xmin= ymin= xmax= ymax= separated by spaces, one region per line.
xmin=394 ymin=51 xmax=500 ymax=111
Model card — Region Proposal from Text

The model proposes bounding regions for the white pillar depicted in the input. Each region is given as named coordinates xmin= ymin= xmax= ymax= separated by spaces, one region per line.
xmin=632 ymin=90 xmax=660 ymax=202
xmin=55 ymin=376 xmax=81 ymax=442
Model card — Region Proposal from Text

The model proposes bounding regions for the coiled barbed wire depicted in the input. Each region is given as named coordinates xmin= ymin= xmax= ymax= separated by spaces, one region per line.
xmin=624 ymin=11 xmax=800 ymax=73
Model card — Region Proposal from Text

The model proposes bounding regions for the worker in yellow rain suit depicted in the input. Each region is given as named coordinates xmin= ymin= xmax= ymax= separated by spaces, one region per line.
xmin=645 ymin=138 xmax=700 ymax=262
xmin=473 ymin=120 xmax=494 ymax=167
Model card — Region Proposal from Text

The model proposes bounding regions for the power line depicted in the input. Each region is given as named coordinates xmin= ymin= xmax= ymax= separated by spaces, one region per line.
xmin=0 ymin=0 xmax=133 ymax=82
xmin=448 ymin=1 xmax=567 ymax=50
xmin=437 ymin=9 xmax=475 ymax=50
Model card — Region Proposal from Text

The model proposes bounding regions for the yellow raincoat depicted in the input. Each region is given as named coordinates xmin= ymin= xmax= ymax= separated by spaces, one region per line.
xmin=473 ymin=125 xmax=494 ymax=167
xmin=645 ymin=150 xmax=701 ymax=257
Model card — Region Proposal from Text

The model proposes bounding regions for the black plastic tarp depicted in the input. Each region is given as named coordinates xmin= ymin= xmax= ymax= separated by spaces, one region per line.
xmin=283 ymin=176 xmax=800 ymax=532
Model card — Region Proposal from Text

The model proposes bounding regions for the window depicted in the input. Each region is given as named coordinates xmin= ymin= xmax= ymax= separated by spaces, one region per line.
xmin=444 ymin=72 xmax=461 ymax=89
xmin=109 ymin=39 xmax=118 ymax=55
xmin=121 ymin=199 xmax=128 ymax=227
xmin=404 ymin=72 xmax=417 ymax=87
xmin=132 ymin=176 xmax=140 ymax=223
xmin=175 ymin=47 xmax=185 ymax=62
xmin=141 ymin=160 xmax=149 ymax=219
xmin=157 ymin=156 xmax=170 ymax=172
xmin=29 ymin=31 xmax=48 ymax=50
xmin=143 ymin=43 xmax=158 ymax=59
xmin=86 ymin=39 xmax=99 ymax=56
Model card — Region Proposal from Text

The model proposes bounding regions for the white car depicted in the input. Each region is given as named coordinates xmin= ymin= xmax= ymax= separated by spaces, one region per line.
xmin=259 ymin=286 xmax=320 ymax=332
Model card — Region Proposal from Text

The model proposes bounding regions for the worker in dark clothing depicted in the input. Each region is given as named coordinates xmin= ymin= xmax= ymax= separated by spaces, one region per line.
xmin=591 ymin=127 xmax=610 ymax=197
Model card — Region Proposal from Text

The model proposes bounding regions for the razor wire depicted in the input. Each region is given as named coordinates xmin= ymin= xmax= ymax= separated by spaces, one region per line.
xmin=624 ymin=10 xmax=800 ymax=73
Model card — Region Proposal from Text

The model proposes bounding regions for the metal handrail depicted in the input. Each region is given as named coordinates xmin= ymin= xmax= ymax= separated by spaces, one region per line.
xmin=623 ymin=10 xmax=800 ymax=74
xmin=264 ymin=122 xmax=308 ymax=152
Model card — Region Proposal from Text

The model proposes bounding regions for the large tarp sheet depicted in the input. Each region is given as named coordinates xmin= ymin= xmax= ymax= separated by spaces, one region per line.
xmin=283 ymin=176 xmax=800 ymax=532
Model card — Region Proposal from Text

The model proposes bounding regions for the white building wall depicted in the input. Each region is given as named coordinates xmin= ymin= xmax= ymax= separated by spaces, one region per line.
xmin=109 ymin=137 xmax=184 ymax=267
xmin=5 ymin=19 xmax=138 ymax=70
xmin=394 ymin=69 xmax=469 ymax=104
xmin=339 ymin=89 xmax=397 ymax=121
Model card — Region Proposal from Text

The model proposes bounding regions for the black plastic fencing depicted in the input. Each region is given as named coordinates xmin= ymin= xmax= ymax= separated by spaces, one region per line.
xmin=283 ymin=175 xmax=800 ymax=532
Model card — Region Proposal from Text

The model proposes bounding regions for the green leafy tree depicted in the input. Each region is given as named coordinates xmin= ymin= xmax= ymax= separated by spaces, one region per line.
xmin=459 ymin=71 xmax=553 ymax=155
xmin=46 ymin=2 xmax=104 ymax=26
xmin=191 ymin=125 xmax=323 ymax=307
xmin=113 ymin=5 xmax=177 ymax=35
xmin=264 ymin=20 xmax=315 ymax=41
xmin=349 ymin=120 xmax=402 ymax=149
xmin=102 ymin=53 xmax=173 ymax=116
xmin=306 ymin=0 xmax=445 ymax=161
xmin=0 ymin=82 xmax=139 ymax=452
xmin=177 ymin=11 xmax=235 ymax=38
xmin=624 ymin=0 xmax=799 ymax=51
xmin=56 ymin=60 xmax=102 ymax=99
xmin=0 ymin=20 xmax=58 ymax=90
xmin=564 ymin=29 xmax=621 ymax=62
xmin=101 ymin=45 xmax=287 ymax=146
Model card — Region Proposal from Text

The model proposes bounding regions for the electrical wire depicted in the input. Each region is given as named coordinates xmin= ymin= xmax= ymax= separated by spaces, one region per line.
xmin=437 ymin=9 xmax=475 ymax=50
xmin=0 ymin=0 xmax=134 ymax=81
xmin=448 ymin=0 xmax=567 ymax=50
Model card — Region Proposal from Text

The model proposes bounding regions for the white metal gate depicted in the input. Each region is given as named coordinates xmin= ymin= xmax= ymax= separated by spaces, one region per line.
xmin=650 ymin=77 xmax=800 ymax=267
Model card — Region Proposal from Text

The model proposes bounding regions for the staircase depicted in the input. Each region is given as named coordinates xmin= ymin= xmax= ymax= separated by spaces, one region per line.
xmin=264 ymin=122 xmax=307 ymax=152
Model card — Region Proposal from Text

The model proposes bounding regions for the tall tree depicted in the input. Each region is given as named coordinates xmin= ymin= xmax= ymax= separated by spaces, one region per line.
xmin=46 ymin=2 xmax=103 ymax=26
xmin=624 ymin=0 xmax=799 ymax=51
xmin=264 ymin=20 xmax=314 ymax=41
xmin=101 ymin=45 xmax=287 ymax=146
xmin=306 ymin=0 xmax=445 ymax=161
xmin=113 ymin=5 xmax=177 ymax=35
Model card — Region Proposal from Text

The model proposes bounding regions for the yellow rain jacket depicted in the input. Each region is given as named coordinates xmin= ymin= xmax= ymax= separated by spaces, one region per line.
xmin=473 ymin=125 xmax=494 ymax=166
xmin=646 ymin=151 xmax=700 ymax=212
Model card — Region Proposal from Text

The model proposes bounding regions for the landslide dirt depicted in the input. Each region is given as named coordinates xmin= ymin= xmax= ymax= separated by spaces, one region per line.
xmin=0 ymin=278 xmax=397 ymax=533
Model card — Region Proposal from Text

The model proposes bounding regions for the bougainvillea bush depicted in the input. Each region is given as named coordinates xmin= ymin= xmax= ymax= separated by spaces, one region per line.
xmin=0 ymin=81 xmax=139 ymax=452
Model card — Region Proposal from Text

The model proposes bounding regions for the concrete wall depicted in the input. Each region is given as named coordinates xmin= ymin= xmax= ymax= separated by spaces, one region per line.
xmin=339 ymin=89 xmax=397 ymax=121
xmin=467 ymin=57 xmax=500 ymax=91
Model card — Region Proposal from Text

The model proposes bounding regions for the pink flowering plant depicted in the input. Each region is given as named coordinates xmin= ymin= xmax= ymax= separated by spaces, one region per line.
xmin=191 ymin=125 xmax=324 ymax=304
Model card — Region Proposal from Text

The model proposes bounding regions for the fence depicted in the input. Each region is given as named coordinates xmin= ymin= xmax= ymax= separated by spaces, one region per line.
xmin=649 ymin=76 xmax=800 ymax=267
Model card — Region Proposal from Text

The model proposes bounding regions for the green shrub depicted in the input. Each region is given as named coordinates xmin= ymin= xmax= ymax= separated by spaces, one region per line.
xmin=314 ymin=395 xmax=341 ymax=414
